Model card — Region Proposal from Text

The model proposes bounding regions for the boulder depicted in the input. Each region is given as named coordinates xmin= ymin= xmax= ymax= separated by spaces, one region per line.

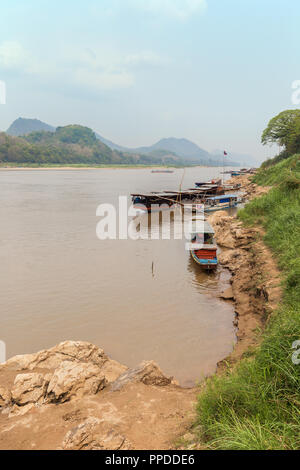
xmin=47 ymin=361 xmax=106 ymax=403
xmin=11 ymin=373 xmax=50 ymax=406
xmin=110 ymin=361 xmax=175 ymax=392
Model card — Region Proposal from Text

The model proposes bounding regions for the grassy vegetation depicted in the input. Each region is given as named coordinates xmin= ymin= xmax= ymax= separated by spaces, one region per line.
xmin=195 ymin=154 xmax=300 ymax=450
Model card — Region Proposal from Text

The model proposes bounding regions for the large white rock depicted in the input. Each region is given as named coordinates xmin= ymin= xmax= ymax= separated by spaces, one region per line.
xmin=47 ymin=361 xmax=106 ymax=403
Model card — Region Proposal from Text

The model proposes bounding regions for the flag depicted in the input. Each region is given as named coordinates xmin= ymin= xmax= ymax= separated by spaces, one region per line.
xmin=224 ymin=151 xmax=228 ymax=156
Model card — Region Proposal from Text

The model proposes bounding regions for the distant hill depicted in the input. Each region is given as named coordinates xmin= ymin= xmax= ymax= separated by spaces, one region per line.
xmin=5 ymin=117 xmax=243 ymax=166
xmin=7 ymin=118 xmax=55 ymax=137
xmin=0 ymin=125 xmax=184 ymax=166
xmin=133 ymin=138 xmax=211 ymax=163
xmin=95 ymin=136 xmax=237 ymax=166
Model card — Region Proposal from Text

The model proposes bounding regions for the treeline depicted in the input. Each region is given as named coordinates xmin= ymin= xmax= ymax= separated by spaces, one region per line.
xmin=0 ymin=125 xmax=182 ymax=166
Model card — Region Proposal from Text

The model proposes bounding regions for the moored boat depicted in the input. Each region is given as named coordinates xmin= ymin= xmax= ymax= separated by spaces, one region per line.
xmin=204 ymin=194 xmax=241 ymax=212
xmin=188 ymin=218 xmax=218 ymax=270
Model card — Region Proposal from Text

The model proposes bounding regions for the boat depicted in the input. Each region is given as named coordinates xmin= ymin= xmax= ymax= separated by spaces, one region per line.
xmin=195 ymin=179 xmax=222 ymax=188
xmin=188 ymin=218 xmax=218 ymax=270
xmin=204 ymin=194 xmax=241 ymax=212
xmin=131 ymin=185 xmax=224 ymax=213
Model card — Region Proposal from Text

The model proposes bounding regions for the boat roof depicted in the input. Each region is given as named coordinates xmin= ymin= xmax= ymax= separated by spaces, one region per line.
xmin=206 ymin=193 xmax=239 ymax=201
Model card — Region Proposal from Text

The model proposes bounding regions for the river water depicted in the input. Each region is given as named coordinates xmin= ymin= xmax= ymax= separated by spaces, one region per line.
xmin=0 ymin=167 xmax=236 ymax=386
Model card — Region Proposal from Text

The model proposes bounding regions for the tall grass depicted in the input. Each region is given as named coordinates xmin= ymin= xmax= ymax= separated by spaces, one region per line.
xmin=195 ymin=154 xmax=300 ymax=450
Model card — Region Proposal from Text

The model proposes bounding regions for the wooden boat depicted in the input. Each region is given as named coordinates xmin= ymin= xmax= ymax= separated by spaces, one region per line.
xmin=188 ymin=218 xmax=218 ymax=270
xmin=204 ymin=194 xmax=241 ymax=212
xmin=195 ymin=179 xmax=222 ymax=188
xmin=131 ymin=185 xmax=224 ymax=213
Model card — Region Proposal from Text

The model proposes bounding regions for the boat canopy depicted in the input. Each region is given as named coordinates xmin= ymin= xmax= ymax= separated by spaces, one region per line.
xmin=206 ymin=193 xmax=238 ymax=201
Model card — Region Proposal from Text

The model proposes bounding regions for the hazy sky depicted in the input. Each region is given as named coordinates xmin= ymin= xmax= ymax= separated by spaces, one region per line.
xmin=0 ymin=0 xmax=299 ymax=161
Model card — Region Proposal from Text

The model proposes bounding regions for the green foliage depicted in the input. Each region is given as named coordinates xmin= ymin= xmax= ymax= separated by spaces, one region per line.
xmin=195 ymin=154 xmax=300 ymax=450
xmin=0 ymin=126 xmax=186 ymax=166
xmin=261 ymin=109 xmax=300 ymax=149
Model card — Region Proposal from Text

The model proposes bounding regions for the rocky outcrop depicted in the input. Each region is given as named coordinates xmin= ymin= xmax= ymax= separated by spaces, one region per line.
xmin=2 ymin=341 xmax=110 ymax=371
xmin=110 ymin=361 xmax=176 ymax=392
xmin=0 ymin=341 xmax=129 ymax=411
xmin=47 ymin=361 xmax=106 ymax=403
xmin=0 ymin=341 xmax=194 ymax=451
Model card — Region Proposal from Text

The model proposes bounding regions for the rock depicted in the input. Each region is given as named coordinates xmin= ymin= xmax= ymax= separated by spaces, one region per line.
xmin=100 ymin=359 xmax=128 ymax=383
xmin=209 ymin=211 xmax=231 ymax=226
xmin=47 ymin=361 xmax=106 ymax=403
xmin=220 ymin=287 xmax=235 ymax=301
xmin=61 ymin=417 xmax=132 ymax=450
xmin=3 ymin=341 xmax=109 ymax=371
xmin=0 ymin=386 xmax=11 ymax=407
xmin=110 ymin=361 xmax=175 ymax=392
xmin=11 ymin=373 xmax=50 ymax=406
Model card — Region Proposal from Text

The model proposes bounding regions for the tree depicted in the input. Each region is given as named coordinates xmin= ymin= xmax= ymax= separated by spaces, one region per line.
xmin=261 ymin=109 xmax=300 ymax=149
xmin=287 ymin=117 xmax=300 ymax=155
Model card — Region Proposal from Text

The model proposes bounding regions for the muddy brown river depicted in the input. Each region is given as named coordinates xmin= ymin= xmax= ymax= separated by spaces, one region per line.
xmin=0 ymin=167 xmax=236 ymax=386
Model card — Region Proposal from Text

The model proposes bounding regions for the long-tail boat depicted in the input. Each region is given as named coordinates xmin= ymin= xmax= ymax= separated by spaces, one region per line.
xmin=188 ymin=218 xmax=218 ymax=270
xmin=204 ymin=194 xmax=241 ymax=212
xmin=131 ymin=184 xmax=224 ymax=213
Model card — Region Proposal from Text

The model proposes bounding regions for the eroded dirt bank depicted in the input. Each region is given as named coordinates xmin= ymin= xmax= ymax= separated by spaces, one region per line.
xmin=0 ymin=175 xmax=282 ymax=450
xmin=209 ymin=175 xmax=282 ymax=362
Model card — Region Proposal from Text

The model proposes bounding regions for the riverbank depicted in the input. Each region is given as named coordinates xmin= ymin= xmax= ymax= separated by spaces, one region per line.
xmin=194 ymin=155 xmax=300 ymax=450
xmin=0 ymin=168 xmax=290 ymax=450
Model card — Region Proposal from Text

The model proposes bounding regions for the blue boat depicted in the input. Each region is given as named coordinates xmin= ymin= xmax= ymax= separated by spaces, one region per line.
xmin=204 ymin=194 xmax=241 ymax=212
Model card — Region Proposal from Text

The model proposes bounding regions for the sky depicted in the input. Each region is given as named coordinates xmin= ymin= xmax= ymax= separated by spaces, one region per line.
xmin=0 ymin=0 xmax=299 ymax=161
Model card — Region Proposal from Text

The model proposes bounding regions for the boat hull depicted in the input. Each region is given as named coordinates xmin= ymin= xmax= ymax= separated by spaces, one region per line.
xmin=190 ymin=250 xmax=218 ymax=270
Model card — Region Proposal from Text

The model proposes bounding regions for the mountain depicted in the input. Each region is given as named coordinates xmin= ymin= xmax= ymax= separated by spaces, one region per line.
xmin=7 ymin=118 xmax=55 ymax=137
xmin=95 ymin=135 xmax=220 ymax=164
xmin=0 ymin=125 xmax=184 ymax=166
xmin=133 ymin=138 xmax=211 ymax=162
xmin=5 ymin=118 xmax=240 ymax=166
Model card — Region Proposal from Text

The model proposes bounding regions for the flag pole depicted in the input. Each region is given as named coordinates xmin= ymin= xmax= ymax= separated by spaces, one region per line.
xmin=222 ymin=151 xmax=224 ymax=185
